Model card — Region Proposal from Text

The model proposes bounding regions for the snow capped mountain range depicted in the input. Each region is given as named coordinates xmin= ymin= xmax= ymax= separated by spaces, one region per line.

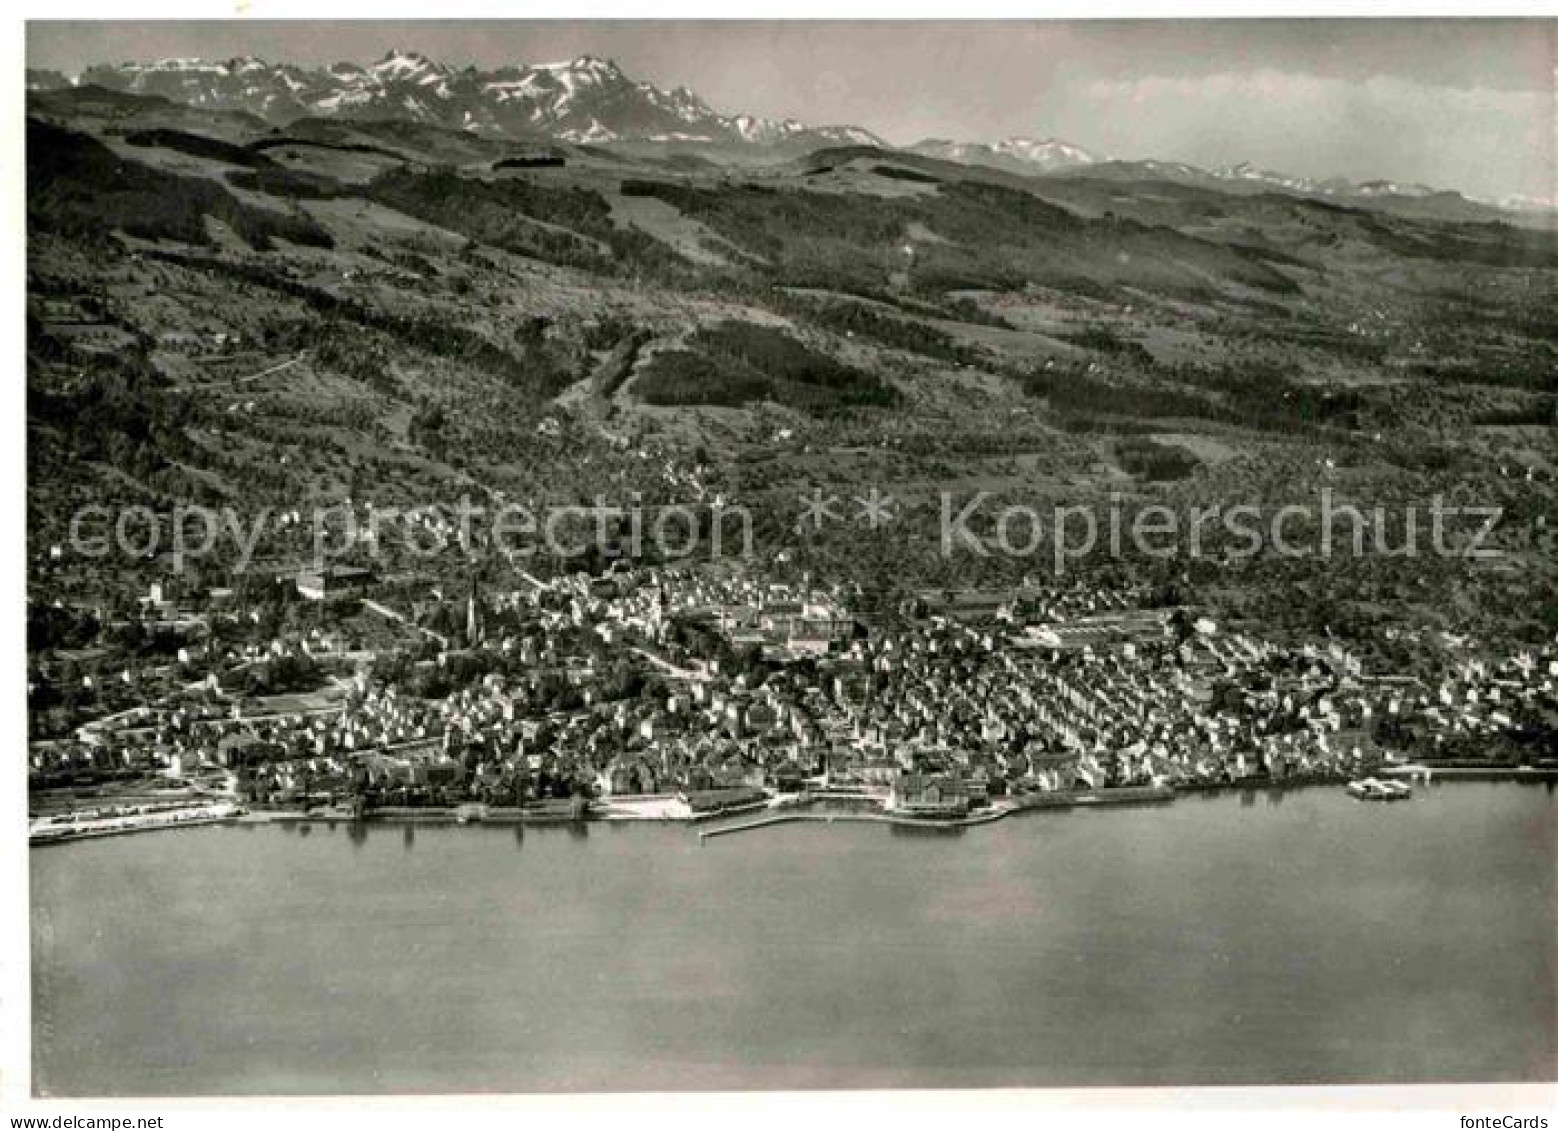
xmin=908 ymin=143 xmax=1490 ymax=208
xmin=40 ymin=51 xmax=883 ymax=151
xmin=27 ymin=52 xmax=1544 ymax=212
xmin=908 ymin=136 xmax=1098 ymax=172
xmin=1213 ymin=162 xmax=1439 ymax=200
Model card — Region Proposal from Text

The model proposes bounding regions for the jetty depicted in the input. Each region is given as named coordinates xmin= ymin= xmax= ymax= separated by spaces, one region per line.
xmin=700 ymin=808 xmax=1009 ymax=840
xmin=699 ymin=786 xmax=1174 ymax=841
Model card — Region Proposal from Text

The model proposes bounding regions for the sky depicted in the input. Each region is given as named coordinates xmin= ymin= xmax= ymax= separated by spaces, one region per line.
xmin=25 ymin=19 xmax=1558 ymax=200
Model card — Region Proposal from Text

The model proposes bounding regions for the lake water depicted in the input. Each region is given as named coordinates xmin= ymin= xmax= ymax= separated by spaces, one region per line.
xmin=30 ymin=781 xmax=1556 ymax=1095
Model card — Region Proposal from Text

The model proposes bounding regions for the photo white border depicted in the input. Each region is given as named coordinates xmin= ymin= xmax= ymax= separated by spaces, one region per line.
xmin=3 ymin=2 xmax=1555 ymax=1127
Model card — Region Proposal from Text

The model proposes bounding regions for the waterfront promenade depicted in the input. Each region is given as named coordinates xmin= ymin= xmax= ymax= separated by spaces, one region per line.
xmin=30 ymin=766 xmax=1558 ymax=846
xmin=28 ymin=800 xmax=244 ymax=844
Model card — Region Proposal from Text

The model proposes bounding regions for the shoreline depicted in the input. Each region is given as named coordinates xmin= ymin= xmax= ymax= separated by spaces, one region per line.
xmin=28 ymin=803 xmax=244 ymax=846
xmin=28 ymin=766 xmax=1557 ymax=846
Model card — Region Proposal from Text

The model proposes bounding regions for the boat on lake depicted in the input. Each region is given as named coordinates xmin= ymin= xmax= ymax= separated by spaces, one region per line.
xmin=1347 ymin=777 xmax=1412 ymax=801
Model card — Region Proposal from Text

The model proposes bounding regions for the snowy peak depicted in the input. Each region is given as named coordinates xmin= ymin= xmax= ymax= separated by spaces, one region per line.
xmin=992 ymin=136 xmax=1096 ymax=168
xmin=535 ymin=54 xmax=624 ymax=81
xmin=1215 ymin=161 xmax=1327 ymax=194
xmin=1354 ymin=179 xmax=1437 ymax=199
xmin=369 ymin=49 xmax=449 ymax=82
xmin=908 ymin=135 xmax=1098 ymax=173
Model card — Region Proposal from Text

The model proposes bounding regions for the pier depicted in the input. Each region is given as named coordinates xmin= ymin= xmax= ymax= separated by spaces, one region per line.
xmin=700 ymin=810 xmax=1003 ymax=840
xmin=702 ymin=798 xmax=1058 ymax=840
xmin=700 ymin=784 xmax=1184 ymax=839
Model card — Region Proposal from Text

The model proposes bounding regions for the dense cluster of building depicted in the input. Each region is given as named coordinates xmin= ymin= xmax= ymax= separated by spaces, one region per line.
xmin=27 ymin=562 xmax=1558 ymax=820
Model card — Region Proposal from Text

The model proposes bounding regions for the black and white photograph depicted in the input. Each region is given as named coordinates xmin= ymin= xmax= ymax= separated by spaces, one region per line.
xmin=8 ymin=7 xmax=1557 ymax=1122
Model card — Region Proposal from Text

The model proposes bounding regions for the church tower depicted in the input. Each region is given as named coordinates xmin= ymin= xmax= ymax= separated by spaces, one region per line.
xmin=466 ymin=576 xmax=482 ymax=647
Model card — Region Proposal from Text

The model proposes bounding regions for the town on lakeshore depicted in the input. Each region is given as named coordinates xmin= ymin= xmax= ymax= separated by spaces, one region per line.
xmin=22 ymin=27 xmax=1558 ymax=850
xmin=28 ymin=552 xmax=1558 ymax=843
